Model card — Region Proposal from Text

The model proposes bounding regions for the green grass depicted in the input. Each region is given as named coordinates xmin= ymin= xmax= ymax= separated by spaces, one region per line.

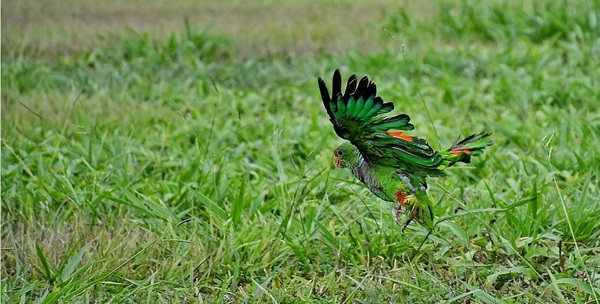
xmin=2 ymin=0 xmax=599 ymax=303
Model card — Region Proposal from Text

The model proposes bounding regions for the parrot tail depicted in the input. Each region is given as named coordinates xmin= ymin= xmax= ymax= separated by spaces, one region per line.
xmin=441 ymin=132 xmax=493 ymax=167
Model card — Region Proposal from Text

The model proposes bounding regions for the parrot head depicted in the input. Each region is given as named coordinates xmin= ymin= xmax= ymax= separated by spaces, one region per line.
xmin=333 ymin=142 xmax=360 ymax=169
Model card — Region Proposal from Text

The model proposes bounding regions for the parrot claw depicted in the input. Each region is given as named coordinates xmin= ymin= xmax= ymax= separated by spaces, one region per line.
xmin=392 ymin=203 xmax=405 ymax=226
xmin=402 ymin=217 xmax=414 ymax=233
xmin=393 ymin=194 xmax=418 ymax=232
xmin=393 ymin=194 xmax=429 ymax=232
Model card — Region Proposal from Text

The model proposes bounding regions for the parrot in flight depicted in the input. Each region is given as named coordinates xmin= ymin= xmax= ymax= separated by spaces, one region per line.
xmin=318 ymin=69 xmax=493 ymax=230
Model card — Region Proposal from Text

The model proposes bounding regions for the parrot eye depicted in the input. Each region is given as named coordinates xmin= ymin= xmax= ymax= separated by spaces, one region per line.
xmin=337 ymin=150 xmax=343 ymax=156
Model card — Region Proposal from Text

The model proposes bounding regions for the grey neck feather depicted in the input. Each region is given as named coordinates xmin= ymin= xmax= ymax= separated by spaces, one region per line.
xmin=350 ymin=151 xmax=374 ymax=186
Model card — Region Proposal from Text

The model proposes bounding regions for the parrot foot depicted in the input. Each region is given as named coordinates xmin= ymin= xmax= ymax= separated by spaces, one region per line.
xmin=393 ymin=192 xmax=418 ymax=232
xmin=392 ymin=204 xmax=405 ymax=226
xmin=392 ymin=205 xmax=415 ymax=233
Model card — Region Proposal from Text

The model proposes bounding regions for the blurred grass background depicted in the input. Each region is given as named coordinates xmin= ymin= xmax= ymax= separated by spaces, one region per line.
xmin=2 ymin=0 xmax=428 ymax=55
xmin=2 ymin=0 xmax=599 ymax=303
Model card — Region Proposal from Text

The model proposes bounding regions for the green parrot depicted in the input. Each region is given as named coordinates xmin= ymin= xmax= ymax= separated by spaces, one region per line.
xmin=318 ymin=69 xmax=493 ymax=230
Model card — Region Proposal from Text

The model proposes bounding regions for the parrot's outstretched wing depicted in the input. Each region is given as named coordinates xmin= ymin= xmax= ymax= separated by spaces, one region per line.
xmin=318 ymin=69 xmax=444 ymax=175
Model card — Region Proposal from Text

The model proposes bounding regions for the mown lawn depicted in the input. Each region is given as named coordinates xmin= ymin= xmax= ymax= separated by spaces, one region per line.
xmin=2 ymin=0 xmax=599 ymax=303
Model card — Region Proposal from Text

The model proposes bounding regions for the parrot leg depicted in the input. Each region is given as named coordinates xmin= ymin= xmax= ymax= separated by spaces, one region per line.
xmin=394 ymin=191 xmax=416 ymax=230
xmin=392 ymin=203 xmax=405 ymax=226
xmin=402 ymin=216 xmax=414 ymax=232
xmin=403 ymin=197 xmax=419 ymax=232
xmin=401 ymin=202 xmax=421 ymax=232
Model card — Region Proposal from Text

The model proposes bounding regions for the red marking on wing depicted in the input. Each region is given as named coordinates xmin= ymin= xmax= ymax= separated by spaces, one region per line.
xmin=396 ymin=191 xmax=407 ymax=207
xmin=388 ymin=131 xmax=414 ymax=142
xmin=450 ymin=148 xmax=471 ymax=155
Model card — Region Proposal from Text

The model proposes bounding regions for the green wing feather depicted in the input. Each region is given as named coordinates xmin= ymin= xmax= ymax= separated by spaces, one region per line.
xmin=318 ymin=69 xmax=444 ymax=174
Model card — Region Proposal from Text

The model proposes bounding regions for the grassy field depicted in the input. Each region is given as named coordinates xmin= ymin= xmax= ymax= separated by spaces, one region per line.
xmin=2 ymin=0 xmax=599 ymax=303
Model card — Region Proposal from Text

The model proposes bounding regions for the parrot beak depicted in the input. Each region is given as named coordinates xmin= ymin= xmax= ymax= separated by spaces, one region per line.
xmin=333 ymin=156 xmax=340 ymax=167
